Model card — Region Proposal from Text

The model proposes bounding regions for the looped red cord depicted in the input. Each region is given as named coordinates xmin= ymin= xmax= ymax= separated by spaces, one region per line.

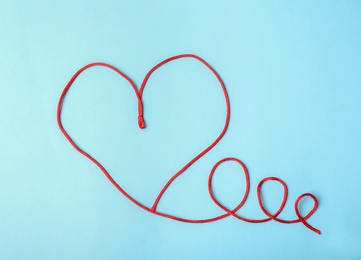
xmin=57 ymin=54 xmax=320 ymax=234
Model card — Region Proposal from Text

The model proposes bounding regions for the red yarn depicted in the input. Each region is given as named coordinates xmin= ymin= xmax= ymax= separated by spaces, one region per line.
xmin=57 ymin=54 xmax=320 ymax=234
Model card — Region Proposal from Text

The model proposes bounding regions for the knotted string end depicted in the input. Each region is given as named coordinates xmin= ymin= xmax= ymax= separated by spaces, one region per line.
xmin=138 ymin=115 xmax=146 ymax=129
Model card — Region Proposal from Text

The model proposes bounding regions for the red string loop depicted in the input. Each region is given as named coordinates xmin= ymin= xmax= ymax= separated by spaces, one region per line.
xmin=208 ymin=159 xmax=321 ymax=234
xmin=57 ymin=54 xmax=320 ymax=234
xmin=257 ymin=177 xmax=289 ymax=221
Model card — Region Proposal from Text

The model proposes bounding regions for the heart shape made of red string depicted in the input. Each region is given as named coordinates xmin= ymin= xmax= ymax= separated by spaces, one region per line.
xmin=57 ymin=54 xmax=320 ymax=234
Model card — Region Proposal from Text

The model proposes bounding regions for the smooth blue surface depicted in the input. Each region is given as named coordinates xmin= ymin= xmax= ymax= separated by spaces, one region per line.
xmin=1 ymin=0 xmax=361 ymax=259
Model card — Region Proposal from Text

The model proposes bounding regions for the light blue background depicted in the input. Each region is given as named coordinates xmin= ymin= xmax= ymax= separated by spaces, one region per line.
xmin=0 ymin=0 xmax=360 ymax=259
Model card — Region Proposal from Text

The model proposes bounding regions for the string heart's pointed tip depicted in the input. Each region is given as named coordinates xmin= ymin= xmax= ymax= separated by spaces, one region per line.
xmin=138 ymin=116 xmax=146 ymax=129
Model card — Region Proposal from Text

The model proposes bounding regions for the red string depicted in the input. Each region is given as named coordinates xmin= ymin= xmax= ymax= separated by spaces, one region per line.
xmin=57 ymin=54 xmax=320 ymax=234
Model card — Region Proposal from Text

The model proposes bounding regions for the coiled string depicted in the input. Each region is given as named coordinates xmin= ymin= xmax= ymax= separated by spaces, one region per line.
xmin=57 ymin=54 xmax=320 ymax=234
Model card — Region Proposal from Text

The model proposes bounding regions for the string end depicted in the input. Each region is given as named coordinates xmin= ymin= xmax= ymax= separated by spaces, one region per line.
xmin=138 ymin=115 xmax=146 ymax=129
